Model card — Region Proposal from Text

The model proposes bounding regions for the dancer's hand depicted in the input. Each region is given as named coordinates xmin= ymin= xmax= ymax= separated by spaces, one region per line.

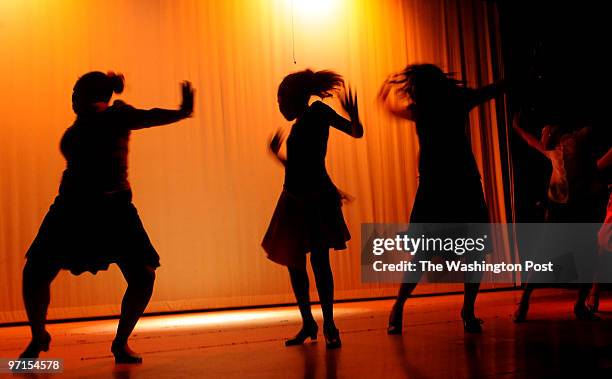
xmin=377 ymin=78 xmax=414 ymax=121
xmin=180 ymin=81 xmax=195 ymax=117
xmin=378 ymin=78 xmax=393 ymax=103
xmin=340 ymin=84 xmax=359 ymax=122
xmin=269 ymin=129 xmax=285 ymax=155
xmin=337 ymin=187 xmax=355 ymax=204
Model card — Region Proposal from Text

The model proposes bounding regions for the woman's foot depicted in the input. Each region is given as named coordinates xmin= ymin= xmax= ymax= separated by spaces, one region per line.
xmin=387 ymin=303 xmax=403 ymax=335
xmin=574 ymin=303 xmax=600 ymax=321
xmin=111 ymin=340 xmax=143 ymax=364
xmin=461 ymin=309 xmax=483 ymax=333
xmin=513 ymin=301 xmax=530 ymax=323
xmin=19 ymin=330 xmax=51 ymax=358
xmin=285 ymin=321 xmax=318 ymax=346
xmin=323 ymin=324 xmax=341 ymax=349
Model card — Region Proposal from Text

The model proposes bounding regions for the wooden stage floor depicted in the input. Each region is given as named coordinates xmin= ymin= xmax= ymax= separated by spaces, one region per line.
xmin=1 ymin=289 xmax=612 ymax=378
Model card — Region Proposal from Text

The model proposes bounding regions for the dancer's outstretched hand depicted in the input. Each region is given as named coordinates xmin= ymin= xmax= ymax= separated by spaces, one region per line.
xmin=340 ymin=84 xmax=359 ymax=122
xmin=269 ymin=129 xmax=285 ymax=155
xmin=180 ymin=81 xmax=195 ymax=117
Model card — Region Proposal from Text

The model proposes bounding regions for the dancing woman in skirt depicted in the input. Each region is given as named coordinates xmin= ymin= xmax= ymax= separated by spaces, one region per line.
xmin=262 ymin=69 xmax=363 ymax=349
xmin=20 ymin=71 xmax=194 ymax=363
xmin=378 ymin=64 xmax=505 ymax=334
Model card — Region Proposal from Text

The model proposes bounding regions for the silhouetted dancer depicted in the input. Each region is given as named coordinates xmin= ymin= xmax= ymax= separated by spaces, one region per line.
xmin=20 ymin=71 xmax=194 ymax=364
xmin=378 ymin=64 xmax=505 ymax=334
xmin=589 ymin=146 xmax=612 ymax=311
xmin=511 ymin=112 xmax=606 ymax=322
xmin=262 ymin=69 xmax=363 ymax=349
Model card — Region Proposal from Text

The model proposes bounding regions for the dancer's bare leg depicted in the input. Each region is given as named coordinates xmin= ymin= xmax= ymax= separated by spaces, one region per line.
xmin=285 ymin=255 xmax=318 ymax=346
xmin=112 ymin=262 xmax=156 ymax=364
xmin=20 ymin=259 xmax=60 ymax=358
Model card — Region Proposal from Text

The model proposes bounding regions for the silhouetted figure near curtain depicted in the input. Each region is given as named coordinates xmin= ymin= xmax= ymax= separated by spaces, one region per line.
xmin=263 ymin=69 xmax=363 ymax=349
xmin=378 ymin=64 xmax=505 ymax=334
xmin=589 ymin=147 xmax=612 ymax=311
xmin=20 ymin=71 xmax=194 ymax=363
xmin=511 ymin=112 xmax=606 ymax=322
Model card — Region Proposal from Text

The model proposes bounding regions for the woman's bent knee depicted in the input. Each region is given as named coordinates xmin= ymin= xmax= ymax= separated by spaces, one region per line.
xmin=120 ymin=263 xmax=156 ymax=291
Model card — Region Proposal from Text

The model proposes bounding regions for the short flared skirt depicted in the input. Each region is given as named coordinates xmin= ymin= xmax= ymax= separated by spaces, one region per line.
xmin=25 ymin=191 xmax=160 ymax=275
xmin=262 ymin=188 xmax=351 ymax=267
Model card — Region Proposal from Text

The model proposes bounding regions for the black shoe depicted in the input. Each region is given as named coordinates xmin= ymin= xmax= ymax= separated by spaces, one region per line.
xmin=19 ymin=330 xmax=51 ymax=358
xmin=461 ymin=310 xmax=483 ymax=333
xmin=323 ymin=325 xmax=341 ymax=349
xmin=111 ymin=341 xmax=143 ymax=364
xmin=387 ymin=304 xmax=403 ymax=335
xmin=574 ymin=304 xmax=600 ymax=321
xmin=513 ymin=301 xmax=529 ymax=323
xmin=285 ymin=321 xmax=318 ymax=346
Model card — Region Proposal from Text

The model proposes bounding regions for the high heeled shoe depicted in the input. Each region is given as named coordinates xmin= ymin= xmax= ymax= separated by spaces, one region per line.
xmin=285 ymin=322 xmax=318 ymax=346
xmin=111 ymin=341 xmax=143 ymax=364
xmin=513 ymin=301 xmax=529 ymax=323
xmin=323 ymin=325 xmax=341 ymax=349
xmin=387 ymin=304 xmax=403 ymax=335
xmin=574 ymin=303 xmax=600 ymax=321
xmin=19 ymin=330 xmax=51 ymax=358
xmin=461 ymin=310 xmax=483 ymax=333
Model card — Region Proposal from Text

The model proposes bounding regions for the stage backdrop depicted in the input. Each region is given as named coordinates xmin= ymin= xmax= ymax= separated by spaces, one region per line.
xmin=0 ymin=0 xmax=510 ymax=323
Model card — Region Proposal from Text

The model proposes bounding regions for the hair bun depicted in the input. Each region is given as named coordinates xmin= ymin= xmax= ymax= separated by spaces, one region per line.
xmin=107 ymin=72 xmax=125 ymax=94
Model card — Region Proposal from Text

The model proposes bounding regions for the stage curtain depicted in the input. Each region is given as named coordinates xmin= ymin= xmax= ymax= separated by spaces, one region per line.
xmin=0 ymin=0 xmax=509 ymax=323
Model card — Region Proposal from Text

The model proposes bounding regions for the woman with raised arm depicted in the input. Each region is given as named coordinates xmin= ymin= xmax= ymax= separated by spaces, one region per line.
xmin=20 ymin=71 xmax=194 ymax=364
xmin=263 ymin=69 xmax=363 ymax=349
xmin=378 ymin=63 xmax=505 ymax=335
xmin=511 ymin=112 xmax=606 ymax=322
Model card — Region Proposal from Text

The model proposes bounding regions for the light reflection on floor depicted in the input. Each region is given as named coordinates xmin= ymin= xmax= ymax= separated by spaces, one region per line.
xmin=72 ymin=307 xmax=370 ymax=334
xmin=1 ymin=290 xmax=611 ymax=378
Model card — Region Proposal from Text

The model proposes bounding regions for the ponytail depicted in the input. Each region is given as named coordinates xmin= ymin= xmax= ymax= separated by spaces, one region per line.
xmin=278 ymin=69 xmax=343 ymax=108
xmin=307 ymin=70 xmax=343 ymax=98
xmin=72 ymin=71 xmax=124 ymax=115
xmin=107 ymin=72 xmax=124 ymax=94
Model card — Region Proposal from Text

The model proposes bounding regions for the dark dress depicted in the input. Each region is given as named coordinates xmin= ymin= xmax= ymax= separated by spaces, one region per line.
xmin=262 ymin=101 xmax=351 ymax=267
xmin=409 ymin=89 xmax=489 ymax=224
xmin=26 ymin=101 xmax=160 ymax=275
xmin=400 ymin=90 xmax=490 ymax=283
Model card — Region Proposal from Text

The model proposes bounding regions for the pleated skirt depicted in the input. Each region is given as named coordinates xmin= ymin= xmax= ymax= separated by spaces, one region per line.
xmin=262 ymin=187 xmax=350 ymax=267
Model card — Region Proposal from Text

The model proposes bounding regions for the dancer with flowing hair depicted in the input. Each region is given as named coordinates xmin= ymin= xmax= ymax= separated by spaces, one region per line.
xmin=263 ymin=69 xmax=363 ymax=349
xmin=20 ymin=71 xmax=194 ymax=363
xmin=379 ymin=63 xmax=505 ymax=334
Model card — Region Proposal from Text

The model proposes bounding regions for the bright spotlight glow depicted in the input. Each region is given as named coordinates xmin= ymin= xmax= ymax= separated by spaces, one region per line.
xmin=291 ymin=0 xmax=339 ymax=19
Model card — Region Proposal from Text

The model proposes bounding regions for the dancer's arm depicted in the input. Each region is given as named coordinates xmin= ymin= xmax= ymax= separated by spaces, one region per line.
xmin=466 ymin=80 xmax=507 ymax=109
xmin=378 ymin=80 xmax=415 ymax=121
xmin=512 ymin=112 xmax=548 ymax=156
xmin=331 ymin=85 xmax=363 ymax=138
xmin=122 ymin=81 xmax=195 ymax=129
xmin=598 ymin=147 xmax=612 ymax=170
xmin=268 ymin=130 xmax=287 ymax=167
